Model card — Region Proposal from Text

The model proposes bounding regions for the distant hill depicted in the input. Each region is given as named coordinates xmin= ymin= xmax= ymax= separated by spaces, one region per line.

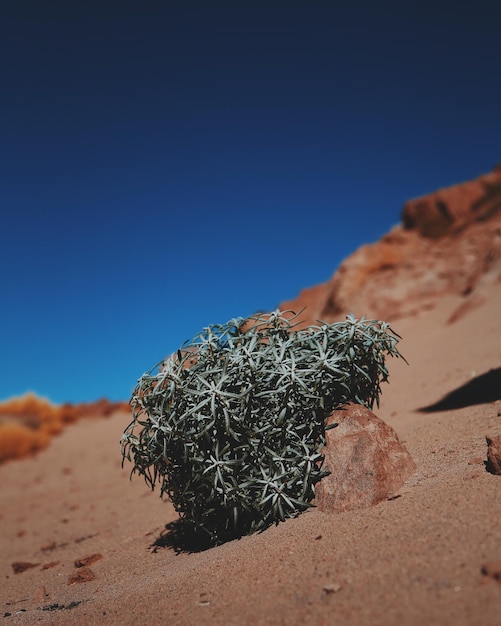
xmin=280 ymin=164 xmax=501 ymax=326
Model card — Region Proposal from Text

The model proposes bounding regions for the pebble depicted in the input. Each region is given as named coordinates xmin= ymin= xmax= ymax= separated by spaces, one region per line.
xmin=323 ymin=582 xmax=342 ymax=594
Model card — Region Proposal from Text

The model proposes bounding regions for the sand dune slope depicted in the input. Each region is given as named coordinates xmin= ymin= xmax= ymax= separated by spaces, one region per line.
xmin=1 ymin=287 xmax=501 ymax=625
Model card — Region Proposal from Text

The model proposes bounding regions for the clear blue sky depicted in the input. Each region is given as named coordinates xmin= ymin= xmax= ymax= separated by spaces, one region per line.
xmin=1 ymin=1 xmax=499 ymax=404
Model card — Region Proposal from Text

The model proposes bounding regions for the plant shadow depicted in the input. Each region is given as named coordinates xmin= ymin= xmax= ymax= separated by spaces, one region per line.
xmin=149 ymin=519 xmax=214 ymax=554
xmin=418 ymin=367 xmax=501 ymax=412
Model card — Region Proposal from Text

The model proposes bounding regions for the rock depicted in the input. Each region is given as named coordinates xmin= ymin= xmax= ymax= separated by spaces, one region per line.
xmin=481 ymin=561 xmax=501 ymax=583
xmin=74 ymin=553 xmax=103 ymax=568
xmin=279 ymin=166 xmax=501 ymax=325
xmin=486 ymin=435 xmax=501 ymax=475
xmin=401 ymin=165 xmax=501 ymax=238
xmin=67 ymin=566 xmax=96 ymax=585
xmin=314 ymin=403 xmax=416 ymax=513
xmin=323 ymin=582 xmax=342 ymax=594
xmin=11 ymin=561 xmax=40 ymax=574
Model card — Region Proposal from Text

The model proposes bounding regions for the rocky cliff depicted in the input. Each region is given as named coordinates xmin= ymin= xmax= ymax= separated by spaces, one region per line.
xmin=280 ymin=164 xmax=501 ymax=325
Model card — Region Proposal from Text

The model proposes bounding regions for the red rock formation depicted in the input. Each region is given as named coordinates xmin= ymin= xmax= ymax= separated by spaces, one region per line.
xmin=402 ymin=166 xmax=501 ymax=237
xmin=281 ymin=165 xmax=501 ymax=325
xmin=314 ymin=403 xmax=416 ymax=513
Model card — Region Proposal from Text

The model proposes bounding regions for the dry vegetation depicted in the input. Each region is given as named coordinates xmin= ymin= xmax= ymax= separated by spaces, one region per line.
xmin=0 ymin=393 xmax=127 ymax=464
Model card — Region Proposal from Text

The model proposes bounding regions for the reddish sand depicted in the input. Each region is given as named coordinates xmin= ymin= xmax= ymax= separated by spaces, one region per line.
xmin=1 ymin=286 xmax=501 ymax=625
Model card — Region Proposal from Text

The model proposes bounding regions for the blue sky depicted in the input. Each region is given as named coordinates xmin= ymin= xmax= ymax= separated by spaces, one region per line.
xmin=1 ymin=1 xmax=499 ymax=404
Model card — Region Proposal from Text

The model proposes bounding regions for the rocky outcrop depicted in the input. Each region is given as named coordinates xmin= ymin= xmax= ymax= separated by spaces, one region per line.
xmin=314 ymin=403 xmax=415 ymax=513
xmin=280 ymin=165 xmax=501 ymax=325
xmin=481 ymin=562 xmax=501 ymax=584
xmin=401 ymin=166 xmax=501 ymax=238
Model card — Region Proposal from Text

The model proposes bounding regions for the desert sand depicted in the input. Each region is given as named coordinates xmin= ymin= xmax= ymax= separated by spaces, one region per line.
xmin=1 ymin=284 xmax=501 ymax=625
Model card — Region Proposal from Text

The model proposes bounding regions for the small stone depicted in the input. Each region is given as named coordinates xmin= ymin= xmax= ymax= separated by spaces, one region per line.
xmin=323 ymin=582 xmax=342 ymax=594
xmin=481 ymin=562 xmax=501 ymax=583
xmin=11 ymin=562 xmax=40 ymax=574
xmin=198 ymin=592 xmax=211 ymax=606
xmin=67 ymin=567 xmax=96 ymax=585
xmin=74 ymin=553 xmax=103 ymax=568
xmin=486 ymin=435 xmax=501 ymax=475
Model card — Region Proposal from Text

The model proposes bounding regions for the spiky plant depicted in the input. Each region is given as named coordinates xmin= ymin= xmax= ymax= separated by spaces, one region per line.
xmin=121 ymin=310 xmax=403 ymax=546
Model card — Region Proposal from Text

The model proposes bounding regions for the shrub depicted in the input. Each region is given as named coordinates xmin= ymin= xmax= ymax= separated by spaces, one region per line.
xmin=0 ymin=393 xmax=79 ymax=463
xmin=0 ymin=422 xmax=51 ymax=463
xmin=0 ymin=393 xmax=127 ymax=464
xmin=121 ymin=310 xmax=404 ymax=546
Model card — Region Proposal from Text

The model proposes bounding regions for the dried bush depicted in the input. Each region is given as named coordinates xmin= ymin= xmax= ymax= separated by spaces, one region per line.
xmin=0 ymin=393 xmax=125 ymax=464
xmin=0 ymin=422 xmax=51 ymax=463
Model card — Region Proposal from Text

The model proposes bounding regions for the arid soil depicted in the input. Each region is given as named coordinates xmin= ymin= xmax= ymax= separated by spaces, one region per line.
xmin=2 ymin=168 xmax=501 ymax=625
xmin=1 ymin=283 xmax=500 ymax=625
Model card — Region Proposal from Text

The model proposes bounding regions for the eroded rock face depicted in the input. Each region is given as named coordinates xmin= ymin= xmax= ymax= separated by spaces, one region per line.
xmin=401 ymin=167 xmax=501 ymax=238
xmin=280 ymin=165 xmax=501 ymax=325
xmin=314 ymin=403 xmax=416 ymax=514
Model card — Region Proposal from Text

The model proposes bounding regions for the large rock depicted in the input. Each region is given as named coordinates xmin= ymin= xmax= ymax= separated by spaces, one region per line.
xmin=486 ymin=435 xmax=501 ymax=475
xmin=314 ymin=403 xmax=416 ymax=513
xmin=280 ymin=165 xmax=501 ymax=325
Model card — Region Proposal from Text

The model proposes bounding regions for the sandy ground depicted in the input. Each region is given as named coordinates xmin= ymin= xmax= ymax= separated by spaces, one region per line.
xmin=1 ymin=286 xmax=501 ymax=625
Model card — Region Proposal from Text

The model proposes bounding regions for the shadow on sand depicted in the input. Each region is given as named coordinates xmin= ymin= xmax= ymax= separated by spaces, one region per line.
xmin=149 ymin=519 xmax=214 ymax=554
xmin=418 ymin=367 xmax=501 ymax=412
